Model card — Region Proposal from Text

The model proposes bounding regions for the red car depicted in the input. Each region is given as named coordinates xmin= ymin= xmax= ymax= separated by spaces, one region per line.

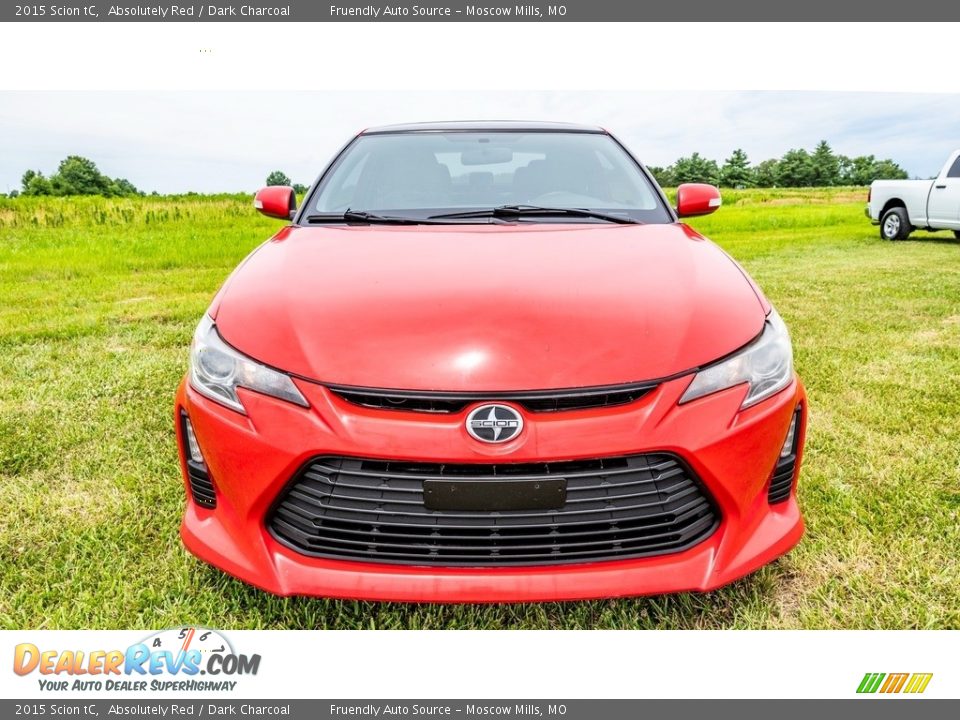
xmin=175 ymin=122 xmax=806 ymax=602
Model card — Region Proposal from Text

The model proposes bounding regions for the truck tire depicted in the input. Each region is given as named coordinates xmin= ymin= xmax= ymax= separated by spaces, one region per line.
xmin=880 ymin=207 xmax=911 ymax=241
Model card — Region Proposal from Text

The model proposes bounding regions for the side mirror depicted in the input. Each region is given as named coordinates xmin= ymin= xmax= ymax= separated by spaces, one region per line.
xmin=254 ymin=186 xmax=296 ymax=220
xmin=676 ymin=183 xmax=722 ymax=218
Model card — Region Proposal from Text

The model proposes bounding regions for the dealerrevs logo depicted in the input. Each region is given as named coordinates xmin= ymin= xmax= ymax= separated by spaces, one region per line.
xmin=13 ymin=627 xmax=260 ymax=693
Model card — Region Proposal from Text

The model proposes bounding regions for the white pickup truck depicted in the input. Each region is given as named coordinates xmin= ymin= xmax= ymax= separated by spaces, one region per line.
xmin=867 ymin=150 xmax=960 ymax=240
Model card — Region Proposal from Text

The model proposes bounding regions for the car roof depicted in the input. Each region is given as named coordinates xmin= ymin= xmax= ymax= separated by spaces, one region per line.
xmin=361 ymin=121 xmax=606 ymax=134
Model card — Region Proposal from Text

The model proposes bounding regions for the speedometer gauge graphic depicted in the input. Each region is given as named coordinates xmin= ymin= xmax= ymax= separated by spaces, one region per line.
xmin=140 ymin=626 xmax=234 ymax=659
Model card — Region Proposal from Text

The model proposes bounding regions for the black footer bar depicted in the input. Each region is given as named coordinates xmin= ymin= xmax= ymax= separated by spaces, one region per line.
xmin=3 ymin=699 xmax=958 ymax=720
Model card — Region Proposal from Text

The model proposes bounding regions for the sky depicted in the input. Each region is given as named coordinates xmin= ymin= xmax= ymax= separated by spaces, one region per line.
xmin=1 ymin=90 xmax=959 ymax=194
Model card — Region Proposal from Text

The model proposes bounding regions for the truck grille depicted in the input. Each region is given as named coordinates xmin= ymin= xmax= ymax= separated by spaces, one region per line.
xmin=268 ymin=454 xmax=718 ymax=566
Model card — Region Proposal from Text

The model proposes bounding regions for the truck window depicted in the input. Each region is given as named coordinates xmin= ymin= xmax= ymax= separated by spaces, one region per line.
xmin=948 ymin=156 xmax=960 ymax=179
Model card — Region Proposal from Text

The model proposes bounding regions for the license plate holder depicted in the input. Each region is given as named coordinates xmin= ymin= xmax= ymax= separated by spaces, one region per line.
xmin=422 ymin=478 xmax=567 ymax=512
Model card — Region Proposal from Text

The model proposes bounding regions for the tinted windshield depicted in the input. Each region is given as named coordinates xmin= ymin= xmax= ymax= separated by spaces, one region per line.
xmin=307 ymin=131 xmax=672 ymax=223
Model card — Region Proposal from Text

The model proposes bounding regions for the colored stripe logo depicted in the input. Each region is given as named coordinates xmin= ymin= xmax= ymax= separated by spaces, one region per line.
xmin=857 ymin=673 xmax=933 ymax=694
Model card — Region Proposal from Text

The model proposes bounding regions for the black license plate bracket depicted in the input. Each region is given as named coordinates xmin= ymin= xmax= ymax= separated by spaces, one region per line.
xmin=422 ymin=478 xmax=567 ymax=512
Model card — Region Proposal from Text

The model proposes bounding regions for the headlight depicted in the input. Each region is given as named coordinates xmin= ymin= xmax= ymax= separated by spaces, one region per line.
xmin=679 ymin=308 xmax=794 ymax=409
xmin=189 ymin=315 xmax=308 ymax=414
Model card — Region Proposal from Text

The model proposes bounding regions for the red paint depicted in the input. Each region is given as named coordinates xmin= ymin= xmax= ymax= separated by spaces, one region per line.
xmin=253 ymin=185 xmax=296 ymax=220
xmin=214 ymin=223 xmax=765 ymax=390
xmin=676 ymin=183 xmax=722 ymax=218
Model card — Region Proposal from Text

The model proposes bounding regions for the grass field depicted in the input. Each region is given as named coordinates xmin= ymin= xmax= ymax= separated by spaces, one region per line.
xmin=1 ymin=187 xmax=959 ymax=630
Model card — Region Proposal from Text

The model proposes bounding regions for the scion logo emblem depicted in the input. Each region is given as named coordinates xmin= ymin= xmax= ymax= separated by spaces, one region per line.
xmin=466 ymin=404 xmax=524 ymax=443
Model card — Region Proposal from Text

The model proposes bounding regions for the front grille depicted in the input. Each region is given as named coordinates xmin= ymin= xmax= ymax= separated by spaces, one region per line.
xmin=268 ymin=454 xmax=718 ymax=566
xmin=327 ymin=382 xmax=656 ymax=414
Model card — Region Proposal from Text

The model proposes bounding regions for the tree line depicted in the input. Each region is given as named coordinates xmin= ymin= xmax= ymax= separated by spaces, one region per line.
xmin=8 ymin=159 xmax=310 ymax=198
xmin=14 ymin=156 xmax=141 ymax=198
xmin=648 ymin=141 xmax=909 ymax=188
xmin=7 ymin=145 xmax=911 ymax=199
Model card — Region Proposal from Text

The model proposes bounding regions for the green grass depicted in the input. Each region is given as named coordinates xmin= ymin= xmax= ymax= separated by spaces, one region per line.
xmin=2 ymin=188 xmax=959 ymax=630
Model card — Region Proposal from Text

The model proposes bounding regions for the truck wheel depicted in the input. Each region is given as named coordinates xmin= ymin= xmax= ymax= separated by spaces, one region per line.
xmin=880 ymin=207 xmax=911 ymax=241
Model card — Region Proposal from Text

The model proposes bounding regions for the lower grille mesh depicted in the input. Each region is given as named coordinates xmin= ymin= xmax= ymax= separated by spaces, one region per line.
xmin=187 ymin=465 xmax=216 ymax=508
xmin=268 ymin=454 xmax=718 ymax=566
xmin=768 ymin=454 xmax=798 ymax=503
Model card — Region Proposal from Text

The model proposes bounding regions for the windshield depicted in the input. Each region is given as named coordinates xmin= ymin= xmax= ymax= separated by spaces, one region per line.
xmin=306 ymin=131 xmax=672 ymax=223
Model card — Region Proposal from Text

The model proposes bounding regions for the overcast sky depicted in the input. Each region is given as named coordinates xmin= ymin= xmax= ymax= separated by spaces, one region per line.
xmin=1 ymin=90 xmax=959 ymax=194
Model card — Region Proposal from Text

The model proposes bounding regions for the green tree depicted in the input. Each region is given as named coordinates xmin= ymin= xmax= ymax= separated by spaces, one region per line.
xmin=836 ymin=154 xmax=853 ymax=184
xmin=777 ymin=149 xmax=815 ymax=187
xmin=810 ymin=140 xmax=839 ymax=186
xmin=266 ymin=170 xmax=292 ymax=186
xmin=837 ymin=155 xmax=907 ymax=185
xmin=839 ymin=155 xmax=872 ymax=185
xmin=55 ymin=155 xmax=111 ymax=195
xmin=720 ymin=148 xmax=753 ymax=188
xmin=752 ymin=159 xmax=780 ymax=187
xmin=672 ymin=153 xmax=720 ymax=185
xmin=646 ymin=165 xmax=676 ymax=187
xmin=871 ymin=159 xmax=909 ymax=181
xmin=109 ymin=178 xmax=141 ymax=196
xmin=21 ymin=169 xmax=52 ymax=196
xmin=292 ymin=183 xmax=309 ymax=194
xmin=20 ymin=157 xmax=139 ymax=197
xmin=8 ymin=190 xmax=19 ymax=198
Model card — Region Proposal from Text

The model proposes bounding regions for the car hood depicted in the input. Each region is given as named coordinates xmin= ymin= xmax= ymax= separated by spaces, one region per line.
xmin=213 ymin=222 xmax=766 ymax=391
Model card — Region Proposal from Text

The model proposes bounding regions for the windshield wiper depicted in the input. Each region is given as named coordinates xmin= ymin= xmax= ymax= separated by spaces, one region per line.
xmin=305 ymin=210 xmax=431 ymax=225
xmin=428 ymin=205 xmax=642 ymax=224
xmin=305 ymin=210 xmax=505 ymax=226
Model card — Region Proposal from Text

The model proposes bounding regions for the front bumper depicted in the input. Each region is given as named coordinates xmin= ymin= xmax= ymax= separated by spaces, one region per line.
xmin=175 ymin=373 xmax=806 ymax=602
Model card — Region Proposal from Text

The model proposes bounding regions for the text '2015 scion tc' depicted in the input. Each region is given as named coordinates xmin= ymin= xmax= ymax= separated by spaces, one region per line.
xmin=175 ymin=122 xmax=807 ymax=602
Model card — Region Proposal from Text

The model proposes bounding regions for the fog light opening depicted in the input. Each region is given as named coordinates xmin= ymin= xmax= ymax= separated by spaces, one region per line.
xmin=779 ymin=411 xmax=799 ymax=459
xmin=179 ymin=411 xmax=217 ymax=509
xmin=768 ymin=405 xmax=802 ymax=504
xmin=183 ymin=415 xmax=206 ymax=466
